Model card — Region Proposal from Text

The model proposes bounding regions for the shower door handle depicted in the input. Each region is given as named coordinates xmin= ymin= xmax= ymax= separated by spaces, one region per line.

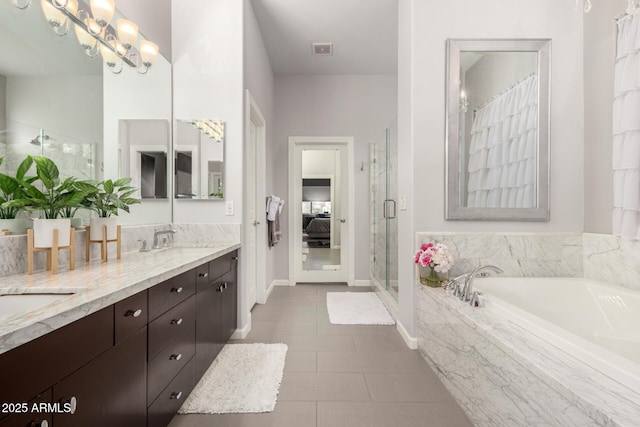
xmin=383 ymin=199 xmax=397 ymax=219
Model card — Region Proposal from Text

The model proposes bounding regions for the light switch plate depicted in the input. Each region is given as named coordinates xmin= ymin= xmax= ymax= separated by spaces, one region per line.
xmin=225 ymin=201 xmax=234 ymax=216
xmin=399 ymin=195 xmax=407 ymax=210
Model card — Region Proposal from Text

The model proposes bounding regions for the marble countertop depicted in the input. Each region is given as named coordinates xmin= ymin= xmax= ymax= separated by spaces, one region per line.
xmin=0 ymin=242 xmax=240 ymax=355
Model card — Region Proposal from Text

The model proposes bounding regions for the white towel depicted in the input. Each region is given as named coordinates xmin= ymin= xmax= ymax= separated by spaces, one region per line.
xmin=267 ymin=196 xmax=280 ymax=221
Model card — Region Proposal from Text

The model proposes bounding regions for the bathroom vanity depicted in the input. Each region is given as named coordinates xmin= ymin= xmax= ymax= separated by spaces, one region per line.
xmin=0 ymin=245 xmax=239 ymax=427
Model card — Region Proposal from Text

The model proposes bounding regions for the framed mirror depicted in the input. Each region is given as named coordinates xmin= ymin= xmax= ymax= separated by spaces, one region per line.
xmin=174 ymin=119 xmax=225 ymax=200
xmin=445 ymin=39 xmax=550 ymax=221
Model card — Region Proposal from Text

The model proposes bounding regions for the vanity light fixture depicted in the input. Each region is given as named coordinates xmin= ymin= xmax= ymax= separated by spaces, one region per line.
xmin=460 ymin=89 xmax=469 ymax=113
xmin=14 ymin=0 xmax=159 ymax=75
xmin=41 ymin=0 xmax=78 ymax=36
xmin=192 ymin=120 xmax=224 ymax=142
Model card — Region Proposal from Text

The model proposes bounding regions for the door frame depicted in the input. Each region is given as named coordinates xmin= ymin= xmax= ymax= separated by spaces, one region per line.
xmin=244 ymin=90 xmax=267 ymax=311
xmin=288 ymin=136 xmax=355 ymax=285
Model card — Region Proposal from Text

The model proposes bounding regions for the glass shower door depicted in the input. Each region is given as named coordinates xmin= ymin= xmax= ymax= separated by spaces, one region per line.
xmin=370 ymin=119 xmax=398 ymax=296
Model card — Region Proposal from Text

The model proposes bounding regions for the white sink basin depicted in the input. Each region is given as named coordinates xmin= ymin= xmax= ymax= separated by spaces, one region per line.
xmin=0 ymin=293 xmax=75 ymax=318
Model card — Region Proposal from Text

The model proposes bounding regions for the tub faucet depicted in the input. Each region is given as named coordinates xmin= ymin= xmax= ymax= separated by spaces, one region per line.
xmin=461 ymin=265 xmax=503 ymax=303
xmin=444 ymin=273 xmax=470 ymax=298
xmin=152 ymin=228 xmax=177 ymax=249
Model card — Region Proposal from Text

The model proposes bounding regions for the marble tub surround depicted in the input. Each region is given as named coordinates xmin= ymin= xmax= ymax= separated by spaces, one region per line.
xmin=0 ymin=243 xmax=240 ymax=355
xmin=583 ymin=233 xmax=640 ymax=291
xmin=416 ymin=232 xmax=584 ymax=278
xmin=416 ymin=284 xmax=640 ymax=427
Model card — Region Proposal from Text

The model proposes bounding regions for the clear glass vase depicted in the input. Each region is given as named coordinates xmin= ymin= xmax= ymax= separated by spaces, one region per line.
xmin=419 ymin=265 xmax=447 ymax=287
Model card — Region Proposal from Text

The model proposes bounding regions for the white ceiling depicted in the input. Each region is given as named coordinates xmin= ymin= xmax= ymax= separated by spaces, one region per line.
xmin=250 ymin=0 xmax=398 ymax=75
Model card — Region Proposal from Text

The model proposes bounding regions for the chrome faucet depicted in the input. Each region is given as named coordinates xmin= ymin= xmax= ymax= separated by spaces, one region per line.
xmin=444 ymin=273 xmax=471 ymax=298
xmin=152 ymin=228 xmax=177 ymax=249
xmin=460 ymin=265 xmax=503 ymax=303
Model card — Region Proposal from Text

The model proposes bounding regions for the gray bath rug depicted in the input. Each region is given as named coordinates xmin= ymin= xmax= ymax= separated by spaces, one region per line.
xmin=327 ymin=292 xmax=395 ymax=325
xmin=178 ymin=343 xmax=288 ymax=414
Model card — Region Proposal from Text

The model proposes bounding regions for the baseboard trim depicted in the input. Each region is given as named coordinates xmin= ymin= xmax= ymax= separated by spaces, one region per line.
xmin=231 ymin=313 xmax=251 ymax=339
xmin=397 ymin=320 xmax=418 ymax=349
xmin=272 ymin=280 xmax=291 ymax=287
xmin=353 ymin=279 xmax=372 ymax=287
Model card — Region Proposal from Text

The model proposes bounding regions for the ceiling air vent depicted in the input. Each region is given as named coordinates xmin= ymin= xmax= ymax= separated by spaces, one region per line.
xmin=312 ymin=43 xmax=333 ymax=56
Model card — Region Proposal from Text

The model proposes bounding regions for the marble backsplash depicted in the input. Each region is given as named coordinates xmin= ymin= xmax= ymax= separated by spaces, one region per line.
xmin=0 ymin=223 xmax=241 ymax=279
xmin=417 ymin=231 xmax=640 ymax=291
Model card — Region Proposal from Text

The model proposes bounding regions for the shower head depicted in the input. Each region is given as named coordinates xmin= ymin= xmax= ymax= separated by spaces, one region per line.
xmin=29 ymin=134 xmax=51 ymax=146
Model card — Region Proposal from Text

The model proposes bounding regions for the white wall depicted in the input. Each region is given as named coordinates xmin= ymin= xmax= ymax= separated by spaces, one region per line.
xmin=273 ymin=74 xmax=398 ymax=281
xmin=398 ymin=0 xmax=585 ymax=337
xmin=243 ymin=0 xmax=275 ymax=286
xmin=116 ymin=0 xmax=172 ymax=61
xmin=172 ymin=0 xmax=244 ymax=224
xmin=584 ymin=0 xmax=626 ymax=233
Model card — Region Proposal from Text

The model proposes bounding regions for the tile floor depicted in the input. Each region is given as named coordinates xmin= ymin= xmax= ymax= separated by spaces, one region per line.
xmin=168 ymin=284 xmax=472 ymax=427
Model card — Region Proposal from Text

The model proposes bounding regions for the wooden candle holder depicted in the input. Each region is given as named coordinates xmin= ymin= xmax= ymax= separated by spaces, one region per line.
xmin=85 ymin=225 xmax=121 ymax=262
xmin=27 ymin=228 xmax=75 ymax=275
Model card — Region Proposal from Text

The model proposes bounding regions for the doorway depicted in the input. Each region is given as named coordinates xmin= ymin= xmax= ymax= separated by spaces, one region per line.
xmin=244 ymin=91 xmax=267 ymax=313
xmin=288 ymin=137 xmax=355 ymax=285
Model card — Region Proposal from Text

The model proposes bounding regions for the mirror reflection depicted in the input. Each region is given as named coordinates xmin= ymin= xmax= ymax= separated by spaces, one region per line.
xmin=119 ymin=119 xmax=169 ymax=199
xmin=301 ymin=150 xmax=341 ymax=272
xmin=446 ymin=39 xmax=550 ymax=221
xmin=174 ymin=119 xmax=225 ymax=199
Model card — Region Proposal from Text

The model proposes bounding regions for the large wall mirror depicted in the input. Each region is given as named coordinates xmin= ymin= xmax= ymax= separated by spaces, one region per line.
xmin=445 ymin=39 xmax=550 ymax=221
xmin=0 ymin=1 xmax=173 ymax=225
xmin=174 ymin=119 xmax=225 ymax=200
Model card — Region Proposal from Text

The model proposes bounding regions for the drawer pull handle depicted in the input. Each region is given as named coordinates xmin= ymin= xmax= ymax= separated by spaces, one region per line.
xmin=171 ymin=318 xmax=183 ymax=325
xmin=170 ymin=391 xmax=183 ymax=400
xmin=171 ymin=286 xmax=184 ymax=293
xmin=222 ymin=282 xmax=228 ymax=290
xmin=30 ymin=420 xmax=48 ymax=427
xmin=216 ymin=284 xmax=223 ymax=292
xmin=232 ymin=256 xmax=238 ymax=261
xmin=60 ymin=397 xmax=77 ymax=415
xmin=126 ymin=309 xmax=143 ymax=318
xmin=199 ymin=272 xmax=208 ymax=278
xmin=170 ymin=353 xmax=182 ymax=361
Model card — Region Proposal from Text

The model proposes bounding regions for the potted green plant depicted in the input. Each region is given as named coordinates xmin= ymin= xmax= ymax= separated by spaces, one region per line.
xmin=83 ymin=178 xmax=140 ymax=241
xmin=0 ymin=157 xmax=35 ymax=234
xmin=5 ymin=156 xmax=90 ymax=247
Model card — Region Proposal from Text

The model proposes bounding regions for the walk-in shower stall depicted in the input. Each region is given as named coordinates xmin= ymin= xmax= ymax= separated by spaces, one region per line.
xmin=370 ymin=119 xmax=398 ymax=296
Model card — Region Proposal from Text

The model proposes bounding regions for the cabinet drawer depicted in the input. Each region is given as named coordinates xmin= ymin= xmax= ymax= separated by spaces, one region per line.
xmin=148 ymin=329 xmax=195 ymax=405
xmin=148 ymin=295 xmax=196 ymax=360
xmin=115 ymin=290 xmax=148 ymax=344
xmin=0 ymin=306 xmax=113 ymax=405
xmin=208 ymin=251 xmax=238 ymax=281
xmin=147 ymin=358 xmax=195 ymax=427
xmin=148 ymin=269 xmax=196 ymax=321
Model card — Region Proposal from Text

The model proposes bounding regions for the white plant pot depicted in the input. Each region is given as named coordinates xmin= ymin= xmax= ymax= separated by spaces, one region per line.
xmin=70 ymin=218 xmax=84 ymax=229
xmin=89 ymin=217 xmax=118 ymax=241
xmin=0 ymin=218 xmax=31 ymax=234
xmin=33 ymin=218 xmax=71 ymax=248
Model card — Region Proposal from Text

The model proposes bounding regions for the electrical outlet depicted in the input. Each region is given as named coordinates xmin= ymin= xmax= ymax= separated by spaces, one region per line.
xmin=225 ymin=201 xmax=234 ymax=216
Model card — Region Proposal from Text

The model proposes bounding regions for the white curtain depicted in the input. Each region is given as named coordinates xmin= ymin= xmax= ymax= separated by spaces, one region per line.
xmin=613 ymin=14 xmax=640 ymax=239
xmin=467 ymin=74 xmax=538 ymax=208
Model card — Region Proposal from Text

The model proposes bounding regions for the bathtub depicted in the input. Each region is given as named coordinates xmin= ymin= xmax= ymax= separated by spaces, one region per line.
xmin=416 ymin=278 xmax=640 ymax=426
xmin=473 ymin=277 xmax=640 ymax=392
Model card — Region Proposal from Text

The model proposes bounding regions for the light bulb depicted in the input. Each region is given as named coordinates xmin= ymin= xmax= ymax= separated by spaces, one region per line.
xmin=90 ymin=0 xmax=114 ymax=28
xmin=116 ymin=19 xmax=138 ymax=51
xmin=139 ymin=40 xmax=159 ymax=66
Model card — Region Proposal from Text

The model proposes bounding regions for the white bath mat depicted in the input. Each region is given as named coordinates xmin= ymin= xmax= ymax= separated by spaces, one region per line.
xmin=327 ymin=292 xmax=395 ymax=325
xmin=178 ymin=343 xmax=288 ymax=414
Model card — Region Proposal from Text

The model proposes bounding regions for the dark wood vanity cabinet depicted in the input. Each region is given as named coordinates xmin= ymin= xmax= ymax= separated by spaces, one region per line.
xmin=0 ymin=250 xmax=238 ymax=427
xmin=195 ymin=251 xmax=238 ymax=379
